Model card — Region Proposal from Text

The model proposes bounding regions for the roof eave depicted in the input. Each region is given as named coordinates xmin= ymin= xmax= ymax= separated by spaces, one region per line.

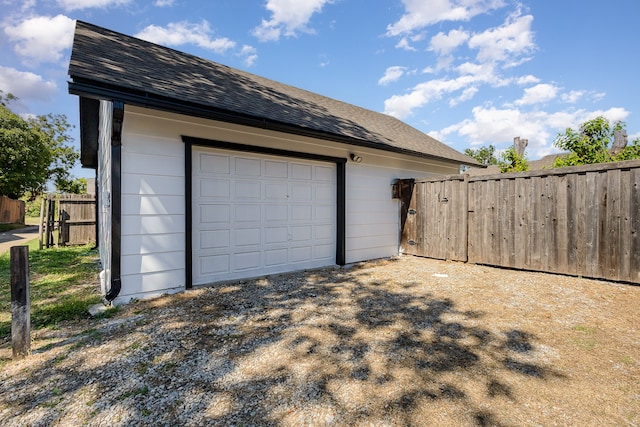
xmin=69 ymin=77 xmax=481 ymax=168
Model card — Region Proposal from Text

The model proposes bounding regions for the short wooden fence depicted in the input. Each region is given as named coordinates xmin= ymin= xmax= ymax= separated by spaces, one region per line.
xmin=0 ymin=195 xmax=25 ymax=224
xmin=400 ymin=159 xmax=640 ymax=284
xmin=39 ymin=194 xmax=96 ymax=247
xmin=58 ymin=194 xmax=96 ymax=246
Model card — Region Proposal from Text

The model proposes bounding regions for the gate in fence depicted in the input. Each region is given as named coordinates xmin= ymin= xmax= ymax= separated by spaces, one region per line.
xmin=40 ymin=194 xmax=96 ymax=248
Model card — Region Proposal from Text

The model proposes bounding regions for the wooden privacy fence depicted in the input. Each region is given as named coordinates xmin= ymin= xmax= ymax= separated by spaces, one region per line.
xmin=0 ymin=195 xmax=25 ymax=224
xmin=400 ymin=159 xmax=640 ymax=284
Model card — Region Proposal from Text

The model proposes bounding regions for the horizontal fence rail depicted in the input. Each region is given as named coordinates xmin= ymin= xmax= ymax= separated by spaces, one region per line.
xmin=400 ymin=159 xmax=640 ymax=284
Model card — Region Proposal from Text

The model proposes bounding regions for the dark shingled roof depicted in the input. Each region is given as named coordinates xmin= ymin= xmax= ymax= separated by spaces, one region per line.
xmin=68 ymin=21 xmax=479 ymax=167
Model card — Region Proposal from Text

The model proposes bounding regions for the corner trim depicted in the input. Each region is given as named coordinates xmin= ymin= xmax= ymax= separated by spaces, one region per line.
xmin=105 ymin=100 xmax=124 ymax=302
xmin=184 ymin=137 xmax=193 ymax=289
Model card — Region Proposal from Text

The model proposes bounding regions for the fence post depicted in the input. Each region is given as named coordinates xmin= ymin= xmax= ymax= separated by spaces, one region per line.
xmin=10 ymin=246 xmax=30 ymax=359
xmin=38 ymin=197 xmax=45 ymax=250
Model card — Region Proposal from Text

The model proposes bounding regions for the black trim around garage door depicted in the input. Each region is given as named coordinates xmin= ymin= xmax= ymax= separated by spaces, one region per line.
xmin=182 ymin=135 xmax=347 ymax=289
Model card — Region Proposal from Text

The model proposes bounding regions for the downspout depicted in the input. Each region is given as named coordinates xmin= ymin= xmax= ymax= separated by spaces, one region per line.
xmin=105 ymin=101 xmax=124 ymax=302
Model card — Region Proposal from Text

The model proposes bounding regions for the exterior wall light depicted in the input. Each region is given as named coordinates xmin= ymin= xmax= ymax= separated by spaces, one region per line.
xmin=350 ymin=154 xmax=363 ymax=163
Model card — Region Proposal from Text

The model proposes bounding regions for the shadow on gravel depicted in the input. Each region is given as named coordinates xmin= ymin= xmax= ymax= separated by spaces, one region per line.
xmin=0 ymin=259 xmax=565 ymax=426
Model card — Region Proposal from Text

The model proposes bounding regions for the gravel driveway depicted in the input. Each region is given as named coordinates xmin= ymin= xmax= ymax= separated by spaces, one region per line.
xmin=1 ymin=256 xmax=638 ymax=426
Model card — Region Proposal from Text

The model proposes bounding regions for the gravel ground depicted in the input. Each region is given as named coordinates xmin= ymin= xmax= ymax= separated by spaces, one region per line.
xmin=0 ymin=256 xmax=638 ymax=426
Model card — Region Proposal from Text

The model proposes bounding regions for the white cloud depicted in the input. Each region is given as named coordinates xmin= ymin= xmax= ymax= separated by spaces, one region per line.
xmin=449 ymin=86 xmax=478 ymax=106
xmin=135 ymin=21 xmax=236 ymax=54
xmin=629 ymin=132 xmax=640 ymax=141
xmin=239 ymin=45 xmax=258 ymax=67
xmin=468 ymin=12 xmax=535 ymax=66
xmin=4 ymin=15 xmax=75 ymax=64
xmin=429 ymin=28 xmax=469 ymax=55
xmin=395 ymin=37 xmax=416 ymax=51
xmin=154 ymin=0 xmax=174 ymax=6
xmin=384 ymin=61 xmax=506 ymax=118
xmin=514 ymin=83 xmax=558 ymax=106
xmin=253 ymin=0 xmax=332 ymax=42
xmin=56 ymin=0 xmax=130 ymax=11
xmin=434 ymin=105 xmax=630 ymax=158
xmin=515 ymin=75 xmax=540 ymax=85
xmin=0 ymin=66 xmax=57 ymax=103
xmin=378 ymin=66 xmax=407 ymax=86
xmin=384 ymin=74 xmax=485 ymax=118
xmin=561 ymin=90 xmax=585 ymax=104
xmin=387 ymin=0 xmax=506 ymax=36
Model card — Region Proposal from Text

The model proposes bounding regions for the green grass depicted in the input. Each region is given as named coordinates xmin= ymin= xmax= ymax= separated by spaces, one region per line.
xmin=0 ymin=238 xmax=102 ymax=339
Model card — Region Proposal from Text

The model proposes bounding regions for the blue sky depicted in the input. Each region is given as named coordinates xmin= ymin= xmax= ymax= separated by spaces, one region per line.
xmin=2 ymin=0 xmax=639 ymax=180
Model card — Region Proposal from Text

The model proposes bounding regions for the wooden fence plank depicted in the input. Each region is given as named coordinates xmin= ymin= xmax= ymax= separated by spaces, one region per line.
xmin=619 ymin=169 xmax=631 ymax=281
xmin=584 ymin=172 xmax=599 ymax=278
xmin=606 ymin=169 xmax=621 ymax=280
xmin=630 ymin=168 xmax=640 ymax=283
xmin=556 ymin=174 xmax=570 ymax=274
xmin=467 ymin=181 xmax=478 ymax=263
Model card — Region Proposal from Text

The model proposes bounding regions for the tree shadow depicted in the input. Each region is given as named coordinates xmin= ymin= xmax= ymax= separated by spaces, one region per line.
xmin=0 ymin=263 xmax=566 ymax=426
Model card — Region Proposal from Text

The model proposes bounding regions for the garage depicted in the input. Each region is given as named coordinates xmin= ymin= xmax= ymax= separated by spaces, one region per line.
xmin=191 ymin=146 xmax=338 ymax=285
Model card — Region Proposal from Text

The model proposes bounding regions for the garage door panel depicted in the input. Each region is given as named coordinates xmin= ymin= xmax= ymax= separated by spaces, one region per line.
xmin=200 ymin=254 xmax=229 ymax=275
xmin=315 ymin=224 xmax=333 ymax=240
xmin=200 ymin=229 xmax=230 ymax=249
xmin=315 ymin=205 xmax=334 ymax=221
xmin=292 ymin=205 xmax=312 ymax=221
xmin=291 ymin=225 xmax=312 ymax=241
xmin=291 ymin=246 xmax=312 ymax=262
xmin=315 ymin=184 xmax=333 ymax=201
xmin=200 ymin=179 xmax=230 ymax=198
xmin=234 ymin=251 xmax=262 ymax=271
xmin=265 ymin=182 xmax=288 ymax=199
xmin=235 ymin=204 xmax=261 ymax=222
xmin=193 ymin=147 xmax=336 ymax=285
xmin=235 ymin=157 xmax=261 ymax=175
xmin=291 ymin=184 xmax=312 ymax=201
xmin=265 ymin=248 xmax=288 ymax=266
xmin=315 ymin=165 xmax=334 ymax=181
xmin=265 ymin=226 xmax=288 ymax=244
xmin=314 ymin=244 xmax=333 ymax=259
xmin=235 ymin=228 xmax=261 ymax=246
xmin=200 ymin=153 xmax=230 ymax=174
xmin=292 ymin=163 xmax=312 ymax=180
xmin=200 ymin=204 xmax=230 ymax=224
xmin=234 ymin=181 xmax=261 ymax=199
xmin=265 ymin=205 xmax=288 ymax=222
xmin=265 ymin=160 xmax=288 ymax=178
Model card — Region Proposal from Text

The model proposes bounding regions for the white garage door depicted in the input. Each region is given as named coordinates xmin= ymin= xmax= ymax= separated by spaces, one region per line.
xmin=192 ymin=147 xmax=337 ymax=285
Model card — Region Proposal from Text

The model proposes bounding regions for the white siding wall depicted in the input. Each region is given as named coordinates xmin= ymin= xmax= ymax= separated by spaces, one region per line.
xmin=346 ymin=163 xmax=425 ymax=263
xmin=117 ymin=118 xmax=186 ymax=303
xmin=97 ymin=101 xmax=112 ymax=296
xmin=114 ymin=106 xmax=458 ymax=301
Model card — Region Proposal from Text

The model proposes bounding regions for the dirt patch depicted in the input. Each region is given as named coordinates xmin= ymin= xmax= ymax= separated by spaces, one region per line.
xmin=0 ymin=256 xmax=638 ymax=426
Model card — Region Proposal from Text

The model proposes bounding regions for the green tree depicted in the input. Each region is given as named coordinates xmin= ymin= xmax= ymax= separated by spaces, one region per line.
xmin=553 ymin=116 xmax=640 ymax=167
xmin=0 ymin=91 xmax=78 ymax=198
xmin=464 ymin=145 xmax=498 ymax=165
xmin=58 ymin=177 xmax=87 ymax=194
xmin=498 ymin=147 xmax=529 ymax=173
